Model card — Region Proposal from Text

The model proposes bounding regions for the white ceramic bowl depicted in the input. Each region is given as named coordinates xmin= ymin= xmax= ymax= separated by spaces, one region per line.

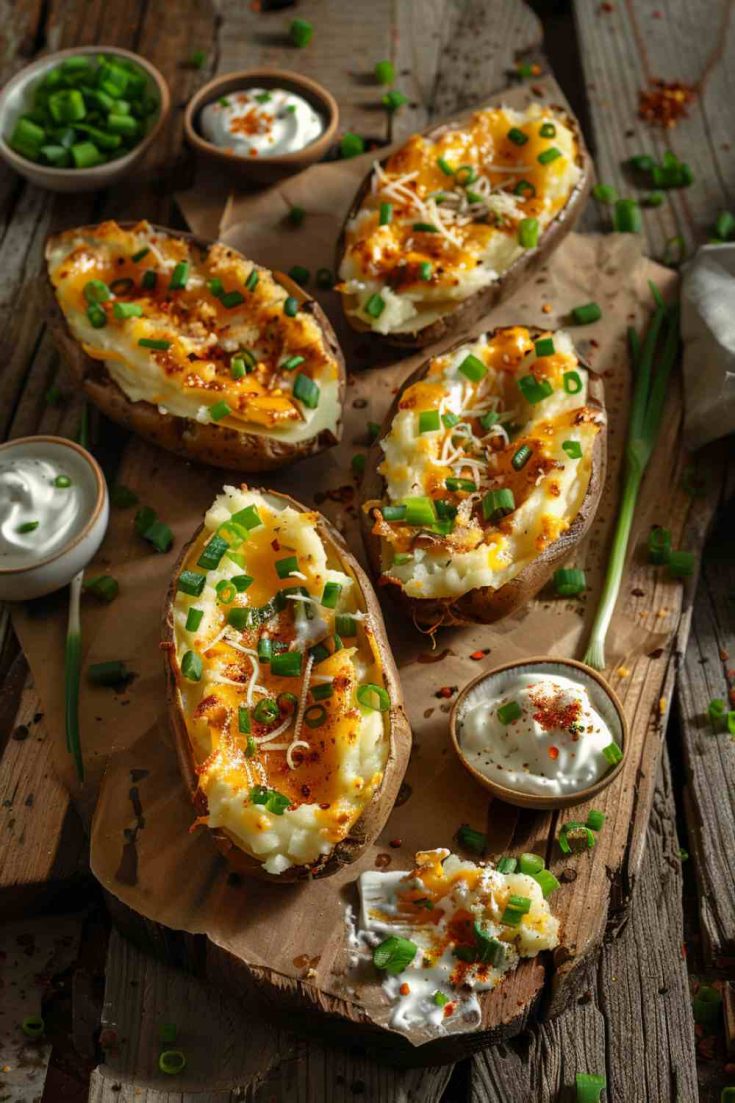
xmin=450 ymin=656 xmax=627 ymax=810
xmin=0 ymin=46 xmax=170 ymax=192
xmin=0 ymin=436 xmax=109 ymax=600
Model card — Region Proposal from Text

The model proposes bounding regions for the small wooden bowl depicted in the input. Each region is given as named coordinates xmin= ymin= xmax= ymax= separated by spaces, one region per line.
xmin=449 ymin=657 xmax=627 ymax=811
xmin=184 ymin=68 xmax=339 ymax=187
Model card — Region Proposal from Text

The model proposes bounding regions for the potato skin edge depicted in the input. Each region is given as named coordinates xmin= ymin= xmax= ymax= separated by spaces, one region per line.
xmin=44 ymin=225 xmax=345 ymax=472
xmin=358 ymin=328 xmax=606 ymax=628
xmin=335 ymin=104 xmax=592 ymax=348
xmin=162 ymin=487 xmax=413 ymax=882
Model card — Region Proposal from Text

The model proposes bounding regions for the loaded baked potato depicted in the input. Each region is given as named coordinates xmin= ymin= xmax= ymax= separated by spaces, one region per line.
xmin=45 ymin=221 xmax=344 ymax=470
xmin=360 ymin=326 xmax=606 ymax=628
xmin=336 ymin=103 xmax=590 ymax=347
xmin=164 ymin=485 xmax=411 ymax=881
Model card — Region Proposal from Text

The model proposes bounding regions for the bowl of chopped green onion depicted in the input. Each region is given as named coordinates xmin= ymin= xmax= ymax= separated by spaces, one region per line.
xmin=0 ymin=46 xmax=170 ymax=191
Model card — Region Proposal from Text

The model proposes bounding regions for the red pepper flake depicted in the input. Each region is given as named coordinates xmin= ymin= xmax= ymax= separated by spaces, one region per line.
xmin=389 ymin=838 xmax=402 ymax=848
xmin=600 ymin=2 xmax=614 ymax=10
xmin=548 ymin=745 xmax=559 ymax=760
xmin=435 ymin=685 xmax=456 ymax=699
xmin=399 ymin=982 xmax=411 ymax=996
xmin=443 ymin=1002 xmax=456 ymax=1018
xmin=638 ymin=79 xmax=696 ymax=129
xmin=530 ymin=688 xmax=582 ymax=732
xmin=470 ymin=649 xmax=490 ymax=661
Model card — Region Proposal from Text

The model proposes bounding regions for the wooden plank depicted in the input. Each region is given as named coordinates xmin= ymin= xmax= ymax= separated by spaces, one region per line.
xmin=677 ymin=510 xmax=735 ymax=966
xmin=469 ymin=750 xmax=698 ymax=1102
xmin=87 ymin=931 xmax=453 ymax=1103
xmin=573 ymin=0 xmax=735 ymax=260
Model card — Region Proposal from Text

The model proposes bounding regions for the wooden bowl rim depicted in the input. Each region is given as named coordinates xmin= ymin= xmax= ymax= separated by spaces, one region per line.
xmin=0 ymin=44 xmax=171 ymax=180
xmin=183 ymin=67 xmax=339 ymax=167
xmin=448 ymin=656 xmax=628 ymax=810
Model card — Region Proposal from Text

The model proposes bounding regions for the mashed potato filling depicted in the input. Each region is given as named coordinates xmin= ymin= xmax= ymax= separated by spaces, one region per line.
xmin=367 ymin=326 xmax=604 ymax=600
xmin=172 ymin=488 xmax=390 ymax=875
xmin=47 ymin=221 xmax=340 ymax=444
xmin=339 ymin=104 xmax=582 ymax=335
xmin=356 ymin=849 xmax=559 ymax=1031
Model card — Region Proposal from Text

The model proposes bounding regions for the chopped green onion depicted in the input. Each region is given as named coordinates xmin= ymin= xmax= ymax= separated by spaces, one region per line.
xmin=458 ymin=353 xmax=487 ymax=382
xmin=293 ymin=372 xmax=320 ymax=408
xmin=17 ymin=521 xmax=39 ymax=534
xmin=403 ymin=496 xmax=436 ymax=526
xmin=563 ymin=371 xmax=583 ymax=395
xmin=412 ymin=222 xmax=438 ymax=233
xmin=575 ymin=1072 xmax=606 ymax=1102
xmin=497 ymin=700 xmax=522 ymax=724
xmin=518 ymin=217 xmax=539 ymax=248
xmin=220 ymin=289 xmax=245 ymax=309
xmin=383 ymin=89 xmax=408 ymax=112
xmin=501 ymin=895 xmax=531 ymax=926
xmin=630 ymin=154 xmax=655 ymax=173
xmin=418 ymin=260 xmax=432 ymax=280
xmin=533 ymin=869 xmax=561 ymax=898
xmin=592 ymin=183 xmax=617 ymax=204
xmin=715 ymin=210 xmax=735 ymax=241
xmin=275 ymin=556 xmax=299 ymax=579
xmin=514 ymin=179 xmax=536 ymax=197
xmin=159 ymin=1050 xmax=187 ymax=1075
xmin=603 ymin=742 xmax=623 ymax=765
xmin=480 ymin=410 xmax=501 ymax=430
xmin=643 ymin=191 xmax=665 ymax=207
xmin=83 ymin=574 xmax=118 ymax=602
xmin=141 ymin=270 xmax=157 ymax=290
xmin=433 ymin=991 xmax=449 ymax=1007
xmin=379 ymin=202 xmax=392 ymax=226
xmin=250 ymin=784 xmax=290 ymax=814
xmin=562 ymin=440 xmax=583 ymax=459
xmin=571 ymin=302 xmax=602 ymax=325
xmin=518 ymin=852 xmax=544 ymax=875
xmin=455 ymin=164 xmax=477 ymax=186
xmin=351 ymin=453 xmax=366 ymax=476
xmin=231 ymin=505 xmax=262 ymax=530
xmin=54 ymin=474 xmax=72 ymax=488
xmin=282 ymin=295 xmax=298 ymax=318
xmin=374 ymin=59 xmax=395 ymax=85
xmin=271 ymin=651 xmax=303 ymax=678
xmin=482 ymin=488 xmax=515 ymax=523
xmin=667 ymin=549 xmax=695 ymax=577
xmin=232 ymin=575 xmax=252 ymax=593
xmin=177 ymin=570 xmax=206 ymax=597
xmin=84 ymin=279 xmax=111 ymax=304
xmin=304 ymin=704 xmax=327 ymax=729
xmin=311 ymin=681 xmax=334 ymax=701
xmin=648 ymin=526 xmax=672 ymax=565
xmin=535 ymin=337 xmax=555 ymax=358
xmin=373 ymin=936 xmax=417 ymax=974
xmin=253 ymin=698 xmax=279 ymax=725
xmin=586 ymin=809 xmax=606 ymax=831
xmin=538 ymin=146 xmax=561 ymax=165
xmin=457 ymin=824 xmax=486 ymax=854
xmin=539 ymin=122 xmax=556 ymax=138
xmin=131 ymin=247 xmax=150 ymax=263
xmin=436 ymin=156 xmax=454 ymax=175
xmin=496 ymin=857 xmax=518 ymax=873
xmin=418 ymin=409 xmax=441 ymax=433
xmin=364 ymin=292 xmax=386 ymax=318
xmin=185 ymin=608 xmax=203 ymax=632
xmin=86 ymin=302 xmax=106 ymax=328
xmin=138 ymin=338 xmax=171 ymax=350
xmin=169 ymin=261 xmax=189 ymax=291
xmin=554 ymin=568 xmax=586 ymax=596
xmin=215 ymin=579 xmax=236 ymax=605
xmin=507 ymin=127 xmax=528 ymax=146
xmin=321 ymin=581 xmax=342 ymax=608
xmin=613 ymin=198 xmax=642 ymax=233
xmin=445 ymin=477 xmax=476 ymax=492
xmin=21 ymin=1015 xmax=45 ymax=1039
xmin=335 ymin=613 xmax=357 ymax=637
xmin=288 ymin=265 xmax=309 ymax=286
xmin=112 ymin=302 xmax=143 ymax=320
xmin=518 ymin=373 xmax=553 ymax=404
xmin=286 ymin=207 xmax=305 ymax=230
xmin=135 ymin=505 xmax=156 ymax=535
xmin=442 ymin=412 xmax=460 ymax=429
xmin=381 ymin=504 xmax=407 ymax=522
xmin=209 ymin=401 xmax=231 ymax=422
xmin=511 ymin=444 xmax=532 ymax=470
xmin=289 ymin=17 xmax=313 ymax=46
xmin=340 ymin=132 xmax=365 ymax=159
xmin=88 ymin=660 xmax=128 ymax=686
xmin=356 ymin=683 xmax=390 ymax=712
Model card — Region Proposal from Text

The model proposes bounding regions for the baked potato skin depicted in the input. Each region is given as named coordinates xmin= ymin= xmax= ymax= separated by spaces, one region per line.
xmin=336 ymin=105 xmax=592 ymax=349
xmin=44 ymin=227 xmax=345 ymax=472
xmin=162 ymin=488 xmax=413 ymax=883
xmin=359 ymin=331 xmax=606 ymax=629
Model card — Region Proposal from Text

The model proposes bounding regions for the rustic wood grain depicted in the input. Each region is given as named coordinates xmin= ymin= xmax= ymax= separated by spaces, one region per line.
xmin=677 ymin=513 xmax=735 ymax=967
xmin=574 ymin=0 xmax=735 ymax=261
xmin=469 ymin=751 xmax=698 ymax=1102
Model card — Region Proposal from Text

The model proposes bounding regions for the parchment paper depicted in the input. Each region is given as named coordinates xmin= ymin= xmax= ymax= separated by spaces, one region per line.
xmin=13 ymin=169 xmax=682 ymax=1045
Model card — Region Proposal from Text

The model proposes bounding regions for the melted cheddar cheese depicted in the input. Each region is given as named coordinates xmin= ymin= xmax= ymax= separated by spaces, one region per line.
xmin=172 ymin=487 xmax=390 ymax=876
xmin=366 ymin=327 xmax=604 ymax=600
xmin=47 ymin=221 xmax=340 ymax=444
xmin=338 ymin=104 xmax=582 ymax=335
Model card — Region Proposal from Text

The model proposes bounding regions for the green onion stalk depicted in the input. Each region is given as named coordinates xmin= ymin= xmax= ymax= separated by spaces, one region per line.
xmin=583 ymin=284 xmax=680 ymax=671
xmin=65 ymin=570 xmax=84 ymax=781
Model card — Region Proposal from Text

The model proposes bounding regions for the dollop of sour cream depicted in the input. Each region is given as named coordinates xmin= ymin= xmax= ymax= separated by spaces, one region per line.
xmin=200 ymin=87 xmax=324 ymax=159
xmin=0 ymin=452 xmax=94 ymax=570
xmin=458 ymin=670 xmax=617 ymax=797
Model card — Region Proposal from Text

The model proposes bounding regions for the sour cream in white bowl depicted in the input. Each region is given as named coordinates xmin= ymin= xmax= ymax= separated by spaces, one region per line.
xmin=0 ymin=436 xmax=108 ymax=600
xmin=450 ymin=657 xmax=627 ymax=810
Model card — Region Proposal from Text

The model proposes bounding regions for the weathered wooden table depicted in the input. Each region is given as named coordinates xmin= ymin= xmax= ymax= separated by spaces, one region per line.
xmin=0 ymin=1 xmax=733 ymax=1100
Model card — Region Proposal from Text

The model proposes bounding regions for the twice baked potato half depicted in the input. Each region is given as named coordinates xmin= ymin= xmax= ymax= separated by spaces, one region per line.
xmin=164 ymin=485 xmax=411 ymax=881
xmin=360 ymin=326 xmax=606 ymax=628
xmin=337 ymin=103 xmax=590 ymax=347
xmin=45 ymin=220 xmax=344 ymax=471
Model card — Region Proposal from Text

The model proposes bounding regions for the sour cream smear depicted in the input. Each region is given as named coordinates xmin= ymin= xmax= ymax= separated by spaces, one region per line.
xmin=458 ymin=671 xmax=615 ymax=797
xmin=200 ymin=87 xmax=324 ymax=158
